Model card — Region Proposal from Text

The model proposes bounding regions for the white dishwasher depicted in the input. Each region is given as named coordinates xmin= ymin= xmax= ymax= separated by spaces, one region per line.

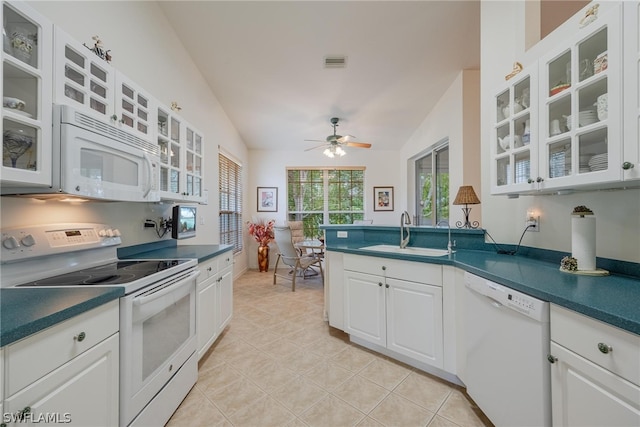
xmin=464 ymin=272 xmax=551 ymax=427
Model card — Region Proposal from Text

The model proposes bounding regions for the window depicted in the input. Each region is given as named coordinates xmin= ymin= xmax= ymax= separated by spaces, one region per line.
xmin=287 ymin=167 xmax=365 ymax=238
xmin=219 ymin=153 xmax=243 ymax=253
xmin=415 ymin=143 xmax=449 ymax=226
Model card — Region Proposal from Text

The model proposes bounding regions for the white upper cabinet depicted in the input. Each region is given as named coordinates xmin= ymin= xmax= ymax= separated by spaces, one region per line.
xmin=156 ymin=103 xmax=206 ymax=203
xmin=537 ymin=2 xmax=622 ymax=192
xmin=1 ymin=0 xmax=53 ymax=188
xmin=623 ymin=1 xmax=640 ymax=181
xmin=53 ymin=28 xmax=154 ymax=142
xmin=491 ymin=65 xmax=538 ymax=194
xmin=490 ymin=2 xmax=635 ymax=195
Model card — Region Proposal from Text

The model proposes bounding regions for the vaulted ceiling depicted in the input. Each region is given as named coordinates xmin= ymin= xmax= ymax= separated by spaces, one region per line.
xmin=159 ymin=1 xmax=481 ymax=153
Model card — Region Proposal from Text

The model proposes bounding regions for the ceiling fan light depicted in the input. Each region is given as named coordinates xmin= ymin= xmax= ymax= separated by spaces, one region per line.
xmin=323 ymin=148 xmax=335 ymax=158
xmin=335 ymin=146 xmax=346 ymax=156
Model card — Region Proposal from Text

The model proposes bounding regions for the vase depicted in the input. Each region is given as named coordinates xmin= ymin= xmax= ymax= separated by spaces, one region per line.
xmin=257 ymin=245 xmax=269 ymax=272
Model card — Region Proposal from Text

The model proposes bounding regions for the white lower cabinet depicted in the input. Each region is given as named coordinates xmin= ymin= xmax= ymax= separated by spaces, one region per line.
xmin=2 ymin=300 xmax=119 ymax=426
xmin=196 ymin=252 xmax=233 ymax=360
xmin=343 ymin=254 xmax=443 ymax=368
xmin=549 ymin=304 xmax=640 ymax=427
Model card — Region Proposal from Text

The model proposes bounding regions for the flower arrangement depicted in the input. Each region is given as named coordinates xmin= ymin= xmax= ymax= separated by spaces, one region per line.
xmin=246 ymin=219 xmax=275 ymax=246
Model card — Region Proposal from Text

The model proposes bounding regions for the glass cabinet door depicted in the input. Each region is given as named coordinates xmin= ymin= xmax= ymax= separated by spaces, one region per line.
xmin=623 ymin=1 xmax=640 ymax=181
xmin=1 ymin=1 xmax=52 ymax=188
xmin=115 ymin=73 xmax=153 ymax=141
xmin=53 ymin=27 xmax=116 ymax=122
xmin=184 ymin=126 xmax=203 ymax=199
xmin=539 ymin=3 xmax=621 ymax=191
xmin=491 ymin=67 xmax=538 ymax=195
xmin=157 ymin=107 xmax=182 ymax=197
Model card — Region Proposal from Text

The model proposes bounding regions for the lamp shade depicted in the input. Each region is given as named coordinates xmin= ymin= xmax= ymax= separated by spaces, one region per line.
xmin=453 ymin=186 xmax=480 ymax=205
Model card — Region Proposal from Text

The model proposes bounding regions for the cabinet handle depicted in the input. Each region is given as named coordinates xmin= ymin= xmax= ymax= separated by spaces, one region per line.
xmin=597 ymin=342 xmax=613 ymax=354
xmin=547 ymin=354 xmax=558 ymax=364
xmin=74 ymin=331 xmax=86 ymax=342
xmin=622 ymin=162 xmax=635 ymax=170
xmin=378 ymin=282 xmax=383 ymax=287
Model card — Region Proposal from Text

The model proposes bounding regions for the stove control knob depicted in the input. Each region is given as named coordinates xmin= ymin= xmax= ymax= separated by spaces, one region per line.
xmin=20 ymin=234 xmax=36 ymax=247
xmin=98 ymin=229 xmax=107 ymax=237
xmin=113 ymin=229 xmax=121 ymax=237
xmin=106 ymin=229 xmax=114 ymax=237
xmin=2 ymin=236 xmax=20 ymax=249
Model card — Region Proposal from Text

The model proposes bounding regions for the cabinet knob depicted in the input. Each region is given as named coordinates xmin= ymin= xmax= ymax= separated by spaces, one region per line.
xmin=527 ymin=178 xmax=535 ymax=184
xmin=378 ymin=282 xmax=383 ymax=287
xmin=536 ymin=177 xmax=544 ymax=183
xmin=207 ymin=266 xmax=212 ymax=272
xmin=385 ymin=283 xmax=390 ymax=288
xmin=597 ymin=342 xmax=613 ymax=354
xmin=547 ymin=354 xmax=558 ymax=364
xmin=381 ymin=266 xmax=386 ymax=271
xmin=74 ymin=331 xmax=86 ymax=342
xmin=622 ymin=162 xmax=635 ymax=170
xmin=111 ymin=114 xmax=118 ymax=121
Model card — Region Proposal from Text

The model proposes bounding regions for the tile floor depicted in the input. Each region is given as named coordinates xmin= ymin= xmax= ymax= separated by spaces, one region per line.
xmin=167 ymin=268 xmax=493 ymax=427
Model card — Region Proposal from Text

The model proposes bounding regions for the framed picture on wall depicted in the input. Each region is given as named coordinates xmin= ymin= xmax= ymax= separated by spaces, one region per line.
xmin=257 ymin=187 xmax=278 ymax=212
xmin=374 ymin=186 xmax=394 ymax=211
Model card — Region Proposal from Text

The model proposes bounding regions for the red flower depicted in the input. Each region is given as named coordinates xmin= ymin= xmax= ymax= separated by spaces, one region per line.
xmin=246 ymin=219 xmax=275 ymax=246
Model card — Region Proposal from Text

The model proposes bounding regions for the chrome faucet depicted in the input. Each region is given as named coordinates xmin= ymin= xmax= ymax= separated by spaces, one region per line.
xmin=437 ymin=220 xmax=455 ymax=255
xmin=400 ymin=211 xmax=411 ymax=248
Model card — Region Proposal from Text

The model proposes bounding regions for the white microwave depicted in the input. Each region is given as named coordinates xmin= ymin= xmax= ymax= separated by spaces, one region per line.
xmin=4 ymin=104 xmax=161 ymax=202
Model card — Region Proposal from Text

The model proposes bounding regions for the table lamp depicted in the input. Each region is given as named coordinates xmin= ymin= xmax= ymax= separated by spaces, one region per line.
xmin=453 ymin=185 xmax=481 ymax=229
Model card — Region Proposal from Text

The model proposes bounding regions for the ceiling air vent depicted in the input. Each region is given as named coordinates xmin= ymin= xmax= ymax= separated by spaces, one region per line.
xmin=324 ymin=56 xmax=347 ymax=69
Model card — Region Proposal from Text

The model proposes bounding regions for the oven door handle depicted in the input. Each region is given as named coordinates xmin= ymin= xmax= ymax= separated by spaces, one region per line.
xmin=133 ymin=270 xmax=200 ymax=306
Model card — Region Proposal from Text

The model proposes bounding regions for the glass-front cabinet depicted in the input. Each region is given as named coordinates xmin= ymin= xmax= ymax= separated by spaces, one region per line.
xmin=491 ymin=66 xmax=538 ymax=195
xmin=1 ymin=1 xmax=52 ymax=188
xmin=156 ymin=104 xmax=205 ymax=203
xmin=623 ymin=1 xmax=640 ymax=182
xmin=53 ymin=28 xmax=153 ymax=142
xmin=538 ymin=4 xmax=621 ymax=192
xmin=184 ymin=125 xmax=204 ymax=202
xmin=491 ymin=2 xmax=624 ymax=195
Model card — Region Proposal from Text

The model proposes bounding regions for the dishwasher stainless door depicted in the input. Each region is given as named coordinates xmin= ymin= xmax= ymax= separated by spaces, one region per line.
xmin=464 ymin=272 xmax=551 ymax=427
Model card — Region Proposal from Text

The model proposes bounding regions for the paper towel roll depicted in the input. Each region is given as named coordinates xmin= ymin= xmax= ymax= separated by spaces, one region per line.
xmin=572 ymin=216 xmax=596 ymax=271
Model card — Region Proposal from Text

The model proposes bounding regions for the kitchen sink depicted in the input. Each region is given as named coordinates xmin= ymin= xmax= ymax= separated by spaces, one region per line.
xmin=359 ymin=244 xmax=451 ymax=257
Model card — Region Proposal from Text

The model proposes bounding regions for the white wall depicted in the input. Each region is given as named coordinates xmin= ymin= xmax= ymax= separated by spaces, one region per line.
xmin=1 ymin=2 xmax=249 ymax=273
xmin=480 ymin=1 xmax=640 ymax=263
xmin=401 ymin=70 xmax=482 ymax=228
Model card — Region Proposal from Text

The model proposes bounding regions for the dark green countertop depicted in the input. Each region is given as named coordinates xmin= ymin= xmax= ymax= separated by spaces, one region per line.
xmin=119 ymin=244 xmax=233 ymax=263
xmin=328 ymin=244 xmax=640 ymax=336
xmin=0 ymin=287 xmax=124 ymax=347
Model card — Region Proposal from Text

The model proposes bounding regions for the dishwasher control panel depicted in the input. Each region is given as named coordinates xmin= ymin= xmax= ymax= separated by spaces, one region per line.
xmin=464 ymin=272 xmax=549 ymax=322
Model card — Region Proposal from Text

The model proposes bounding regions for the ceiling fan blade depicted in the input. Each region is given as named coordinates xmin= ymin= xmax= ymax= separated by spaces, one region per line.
xmin=304 ymin=143 xmax=328 ymax=152
xmin=337 ymin=134 xmax=356 ymax=143
xmin=345 ymin=142 xmax=372 ymax=148
xmin=304 ymin=139 xmax=325 ymax=143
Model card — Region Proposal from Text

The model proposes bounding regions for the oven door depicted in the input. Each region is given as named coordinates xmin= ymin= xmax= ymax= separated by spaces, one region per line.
xmin=120 ymin=268 xmax=199 ymax=426
xmin=58 ymin=117 xmax=159 ymax=202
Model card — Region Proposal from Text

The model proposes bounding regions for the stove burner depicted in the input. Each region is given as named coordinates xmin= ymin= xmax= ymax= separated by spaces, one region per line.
xmin=15 ymin=259 xmax=188 ymax=287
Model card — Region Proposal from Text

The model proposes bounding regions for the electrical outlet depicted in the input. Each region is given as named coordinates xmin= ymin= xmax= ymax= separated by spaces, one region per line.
xmin=525 ymin=215 xmax=540 ymax=232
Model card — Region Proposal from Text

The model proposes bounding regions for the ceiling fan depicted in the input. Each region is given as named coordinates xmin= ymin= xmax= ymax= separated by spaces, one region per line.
xmin=305 ymin=117 xmax=372 ymax=157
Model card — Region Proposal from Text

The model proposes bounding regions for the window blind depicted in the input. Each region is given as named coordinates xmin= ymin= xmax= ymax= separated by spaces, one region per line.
xmin=219 ymin=153 xmax=243 ymax=253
